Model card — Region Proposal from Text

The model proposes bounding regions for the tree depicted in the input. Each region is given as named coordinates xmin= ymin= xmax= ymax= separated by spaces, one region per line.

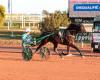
xmin=0 ymin=5 xmax=5 ymax=26
xmin=39 ymin=10 xmax=71 ymax=32
xmin=42 ymin=10 xmax=49 ymax=16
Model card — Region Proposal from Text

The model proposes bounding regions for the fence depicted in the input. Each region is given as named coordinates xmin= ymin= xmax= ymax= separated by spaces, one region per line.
xmin=0 ymin=31 xmax=92 ymax=47
xmin=0 ymin=30 xmax=40 ymax=39
xmin=0 ymin=30 xmax=41 ymax=48
xmin=75 ymin=32 xmax=92 ymax=43
xmin=0 ymin=31 xmax=92 ymax=41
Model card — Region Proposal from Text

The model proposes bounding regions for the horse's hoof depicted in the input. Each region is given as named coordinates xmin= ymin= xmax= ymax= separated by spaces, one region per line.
xmin=66 ymin=54 xmax=73 ymax=56
xmin=59 ymin=54 xmax=63 ymax=58
xmin=61 ymin=57 xmax=64 ymax=60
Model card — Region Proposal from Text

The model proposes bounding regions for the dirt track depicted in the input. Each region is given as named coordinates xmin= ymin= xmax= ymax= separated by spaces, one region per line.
xmin=0 ymin=40 xmax=100 ymax=80
xmin=0 ymin=48 xmax=100 ymax=80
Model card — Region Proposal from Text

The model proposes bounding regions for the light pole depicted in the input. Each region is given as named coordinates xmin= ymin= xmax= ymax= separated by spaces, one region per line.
xmin=8 ymin=0 xmax=12 ymax=30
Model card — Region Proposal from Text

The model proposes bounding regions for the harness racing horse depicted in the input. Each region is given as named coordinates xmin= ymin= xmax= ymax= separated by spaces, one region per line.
xmin=62 ymin=23 xmax=86 ymax=56
xmin=34 ymin=23 xmax=86 ymax=58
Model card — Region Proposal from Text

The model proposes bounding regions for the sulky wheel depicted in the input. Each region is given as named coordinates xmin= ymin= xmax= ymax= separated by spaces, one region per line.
xmin=39 ymin=47 xmax=50 ymax=60
xmin=22 ymin=46 xmax=33 ymax=61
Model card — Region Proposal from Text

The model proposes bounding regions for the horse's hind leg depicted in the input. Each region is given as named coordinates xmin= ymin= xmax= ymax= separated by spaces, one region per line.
xmin=53 ymin=43 xmax=64 ymax=58
xmin=34 ymin=40 xmax=48 ymax=54
xmin=67 ymin=46 xmax=70 ymax=54
xmin=68 ymin=43 xmax=84 ymax=57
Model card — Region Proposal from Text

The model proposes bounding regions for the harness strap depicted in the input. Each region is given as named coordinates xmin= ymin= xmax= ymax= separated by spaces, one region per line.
xmin=60 ymin=36 xmax=64 ymax=44
xmin=58 ymin=32 xmax=64 ymax=43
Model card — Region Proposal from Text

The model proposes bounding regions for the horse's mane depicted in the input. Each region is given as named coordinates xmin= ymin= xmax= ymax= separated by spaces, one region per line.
xmin=65 ymin=23 xmax=85 ymax=35
xmin=67 ymin=23 xmax=82 ymax=30
xmin=40 ymin=23 xmax=85 ymax=37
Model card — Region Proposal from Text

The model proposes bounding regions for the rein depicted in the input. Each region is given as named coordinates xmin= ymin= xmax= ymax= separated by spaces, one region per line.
xmin=36 ymin=33 xmax=54 ymax=43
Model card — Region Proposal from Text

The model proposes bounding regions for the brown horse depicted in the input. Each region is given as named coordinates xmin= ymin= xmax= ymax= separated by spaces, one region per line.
xmin=34 ymin=23 xmax=86 ymax=57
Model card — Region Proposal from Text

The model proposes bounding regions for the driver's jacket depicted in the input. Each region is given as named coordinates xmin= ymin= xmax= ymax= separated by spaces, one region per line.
xmin=22 ymin=33 xmax=34 ymax=46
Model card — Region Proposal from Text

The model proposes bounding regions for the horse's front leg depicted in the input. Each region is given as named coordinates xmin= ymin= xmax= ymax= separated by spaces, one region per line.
xmin=68 ymin=43 xmax=84 ymax=57
xmin=66 ymin=35 xmax=75 ymax=56
xmin=67 ymin=46 xmax=70 ymax=54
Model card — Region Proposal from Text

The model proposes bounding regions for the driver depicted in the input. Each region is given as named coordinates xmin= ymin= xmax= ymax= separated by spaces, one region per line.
xmin=22 ymin=28 xmax=36 ymax=47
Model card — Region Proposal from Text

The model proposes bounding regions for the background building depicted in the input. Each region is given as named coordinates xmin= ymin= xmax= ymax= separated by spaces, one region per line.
xmin=68 ymin=0 xmax=100 ymax=31
xmin=4 ymin=14 xmax=43 ymax=31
